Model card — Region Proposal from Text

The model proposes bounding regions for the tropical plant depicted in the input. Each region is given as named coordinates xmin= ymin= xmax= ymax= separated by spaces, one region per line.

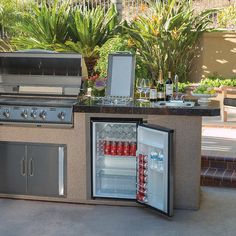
xmin=11 ymin=0 xmax=71 ymax=50
xmin=0 ymin=0 xmax=23 ymax=38
xmin=125 ymin=0 xmax=215 ymax=83
xmin=217 ymin=5 xmax=236 ymax=29
xmin=95 ymin=36 xmax=150 ymax=80
xmin=59 ymin=4 xmax=119 ymax=76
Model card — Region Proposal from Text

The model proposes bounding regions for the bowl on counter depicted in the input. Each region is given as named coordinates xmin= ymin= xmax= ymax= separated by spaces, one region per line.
xmin=190 ymin=92 xmax=217 ymax=105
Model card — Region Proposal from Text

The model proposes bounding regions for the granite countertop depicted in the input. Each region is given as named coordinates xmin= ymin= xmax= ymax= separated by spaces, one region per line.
xmin=73 ymin=97 xmax=220 ymax=116
xmin=224 ymin=98 xmax=236 ymax=107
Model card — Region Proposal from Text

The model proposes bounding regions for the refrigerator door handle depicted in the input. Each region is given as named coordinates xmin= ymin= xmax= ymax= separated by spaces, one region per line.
xmin=29 ymin=158 xmax=34 ymax=177
xmin=20 ymin=158 xmax=26 ymax=176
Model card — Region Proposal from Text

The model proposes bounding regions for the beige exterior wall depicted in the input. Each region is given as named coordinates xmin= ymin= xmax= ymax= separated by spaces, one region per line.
xmin=190 ymin=32 xmax=236 ymax=82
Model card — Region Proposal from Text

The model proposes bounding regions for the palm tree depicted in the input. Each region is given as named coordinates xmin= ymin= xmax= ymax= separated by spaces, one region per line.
xmin=62 ymin=4 xmax=119 ymax=76
xmin=11 ymin=0 xmax=71 ymax=50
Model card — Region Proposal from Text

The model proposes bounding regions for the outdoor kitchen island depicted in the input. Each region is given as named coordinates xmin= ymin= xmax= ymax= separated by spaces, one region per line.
xmin=73 ymin=98 xmax=220 ymax=211
xmin=0 ymin=98 xmax=220 ymax=214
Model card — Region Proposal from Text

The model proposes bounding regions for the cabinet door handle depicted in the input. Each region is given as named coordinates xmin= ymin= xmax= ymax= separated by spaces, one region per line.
xmin=21 ymin=159 xmax=26 ymax=176
xmin=29 ymin=159 xmax=34 ymax=176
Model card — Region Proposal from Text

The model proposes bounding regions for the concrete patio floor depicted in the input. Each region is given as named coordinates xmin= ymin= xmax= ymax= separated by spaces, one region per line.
xmin=0 ymin=187 xmax=235 ymax=236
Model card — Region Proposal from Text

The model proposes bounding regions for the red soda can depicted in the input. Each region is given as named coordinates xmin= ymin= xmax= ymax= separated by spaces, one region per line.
xmin=139 ymin=169 xmax=147 ymax=176
xmin=104 ymin=140 xmax=111 ymax=155
xmin=139 ymin=175 xmax=148 ymax=183
xmin=123 ymin=141 xmax=130 ymax=156
xmin=110 ymin=141 xmax=117 ymax=156
xmin=139 ymin=186 xmax=146 ymax=193
xmin=130 ymin=142 xmax=137 ymax=156
xmin=136 ymin=193 xmax=142 ymax=201
xmin=139 ymin=154 xmax=147 ymax=164
xmin=116 ymin=141 xmax=124 ymax=156
xmin=139 ymin=195 xmax=148 ymax=203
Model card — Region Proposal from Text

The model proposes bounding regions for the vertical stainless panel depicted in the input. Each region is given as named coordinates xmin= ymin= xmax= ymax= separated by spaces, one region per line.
xmin=92 ymin=122 xmax=97 ymax=197
xmin=0 ymin=142 xmax=27 ymax=194
xmin=58 ymin=146 xmax=64 ymax=196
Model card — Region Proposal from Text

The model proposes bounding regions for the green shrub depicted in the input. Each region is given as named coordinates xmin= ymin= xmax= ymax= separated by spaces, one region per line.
xmin=200 ymin=76 xmax=236 ymax=87
xmin=0 ymin=0 xmax=26 ymax=38
xmin=11 ymin=0 xmax=71 ymax=50
xmin=95 ymin=36 xmax=150 ymax=80
xmin=217 ymin=5 xmax=236 ymax=29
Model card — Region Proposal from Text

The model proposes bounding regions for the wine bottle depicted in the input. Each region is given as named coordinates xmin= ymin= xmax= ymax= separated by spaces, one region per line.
xmin=157 ymin=70 xmax=165 ymax=101
xmin=165 ymin=71 xmax=173 ymax=101
xmin=149 ymin=80 xmax=157 ymax=102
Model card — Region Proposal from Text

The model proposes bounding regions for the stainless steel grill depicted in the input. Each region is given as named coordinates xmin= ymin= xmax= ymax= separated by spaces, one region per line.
xmin=0 ymin=51 xmax=82 ymax=127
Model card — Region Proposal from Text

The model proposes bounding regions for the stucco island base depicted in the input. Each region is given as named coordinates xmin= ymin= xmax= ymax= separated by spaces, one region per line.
xmin=0 ymin=113 xmax=201 ymax=210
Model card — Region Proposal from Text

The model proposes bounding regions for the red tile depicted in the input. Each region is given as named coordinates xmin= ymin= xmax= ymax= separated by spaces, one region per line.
xmin=231 ymin=170 xmax=236 ymax=182
xmin=201 ymin=155 xmax=209 ymax=160
xmin=221 ymin=181 xmax=236 ymax=188
xmin=223 ymin=169 xmax=234 ymax=182
xmin=227 ymin=162 xmax=236 ymax=170
xmin=204 ymin=168 xmax=217 ymax=180
xmin=201 ymin=159 xmax=210 ymax=168
xmin=214 ymin=169 xmax=226 ymax=181
xmin=201 ymin=167 xmax=209 ymax=175
xmin=210 ymin=160 xmax=227 ymax=169
xmin=201 ymin=178 xmax=221 ymax=187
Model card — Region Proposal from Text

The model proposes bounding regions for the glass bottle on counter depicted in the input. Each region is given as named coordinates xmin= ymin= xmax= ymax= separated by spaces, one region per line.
xmin=165 ymin=71 xmax=173 ymax=101
xmin=157 ymin=70 xmax=165 ymax=101
xmin=149 ymin=80 xmax=157 ymax=102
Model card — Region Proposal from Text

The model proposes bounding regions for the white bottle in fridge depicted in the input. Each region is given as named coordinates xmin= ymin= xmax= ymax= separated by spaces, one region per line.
xmin=157 ymin=151 xmax=164 ymax=172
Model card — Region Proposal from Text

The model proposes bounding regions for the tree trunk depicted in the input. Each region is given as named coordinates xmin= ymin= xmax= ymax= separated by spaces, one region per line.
xmin=84 ymin=56 xmax=98 ymax=77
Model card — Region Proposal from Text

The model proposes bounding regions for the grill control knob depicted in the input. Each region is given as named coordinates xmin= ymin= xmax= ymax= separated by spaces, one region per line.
xmin=3 ymin=109 xmax=10 ymax=118
xmin=57 ymin=111 xmax=65 ymax=120
xmin=31 ymin=111 xmax=37 ymax=119
xmin=39 ymin=110 xmax=47 ymax=120
xmin=21 ymin=110 xmax=28 ymax=119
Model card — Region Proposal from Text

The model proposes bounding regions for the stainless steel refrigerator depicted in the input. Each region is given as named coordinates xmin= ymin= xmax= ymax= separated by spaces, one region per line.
xmin=91 ymin=118 xmax=174 ymax=217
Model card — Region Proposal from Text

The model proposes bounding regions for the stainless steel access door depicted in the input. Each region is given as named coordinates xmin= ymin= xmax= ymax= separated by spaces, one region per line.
xmin=0 ymin=143 xmax=27 ymax=194
xmin=27 ymin=144 xmax=66 ymax=197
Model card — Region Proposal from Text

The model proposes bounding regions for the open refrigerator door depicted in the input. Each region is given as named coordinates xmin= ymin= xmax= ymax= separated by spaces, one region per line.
xmin=136 ymin=124 xmax=174 ymax=217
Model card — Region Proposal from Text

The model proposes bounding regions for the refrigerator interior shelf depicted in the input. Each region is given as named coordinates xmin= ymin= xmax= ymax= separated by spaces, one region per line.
xmin=98 ymin=155 xmax=136 ymax=159
xmin=97 ymin=138 xmax=136 ymax=142
xmin=97 ymin=168 xmax=136 ymax=177
xmin=97 ymin=156 xmax=136 ymax=170
xmin=95 ymin=190 xmax=136 ymax=199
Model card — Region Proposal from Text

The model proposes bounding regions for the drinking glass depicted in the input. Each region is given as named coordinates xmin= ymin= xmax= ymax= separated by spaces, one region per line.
xmin=136 ymin=78 xmax=145 ymax=100
xmin=142 ymin=79 xmax=151 ymax=100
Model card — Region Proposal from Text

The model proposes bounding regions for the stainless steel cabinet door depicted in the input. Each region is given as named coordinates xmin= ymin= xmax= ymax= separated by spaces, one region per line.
xmin=0 ymin=142 xmax=27 ymax=194
xmin=27 ymin=144 xmax=65 ymax=197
